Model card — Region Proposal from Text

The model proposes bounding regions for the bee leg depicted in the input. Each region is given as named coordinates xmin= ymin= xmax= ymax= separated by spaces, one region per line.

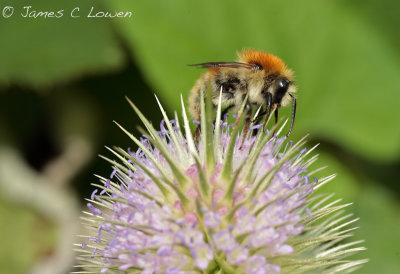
xmin=252 ymin=109 xmax=266 ymax=125
xmin=239 ymin=101 xmax=252 ymax=149
xmin=193 ymin=125 xmax=201 ymax=142
xmin=251 ymin=108 xmax=265 ymax=136
xmin=286 ymin=94 xmax=296 ymax=137
xmin=261 ymin=93 xmax=273 ymax=132
xmin=272 ymin=105 xmax=279 ymax=136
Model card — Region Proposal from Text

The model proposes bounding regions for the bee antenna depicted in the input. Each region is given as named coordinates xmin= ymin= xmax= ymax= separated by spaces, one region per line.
xmin=286 ymin=94 xmax=296 ymax=137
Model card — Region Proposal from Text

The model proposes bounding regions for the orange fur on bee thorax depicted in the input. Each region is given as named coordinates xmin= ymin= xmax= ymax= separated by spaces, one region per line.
xmin=238 ymin=49 xmax=286 ymax=74
xmin=208 ymin=67 xmax=220 ymax=75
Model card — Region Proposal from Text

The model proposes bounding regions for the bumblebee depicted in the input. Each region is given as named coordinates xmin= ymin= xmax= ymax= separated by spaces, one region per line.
xmin=188 ymin=49 xmax=297 ymax=141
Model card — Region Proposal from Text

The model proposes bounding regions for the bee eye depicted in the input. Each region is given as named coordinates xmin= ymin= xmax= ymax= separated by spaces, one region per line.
xmin=278 ymin=78 xmax=290 ymax=89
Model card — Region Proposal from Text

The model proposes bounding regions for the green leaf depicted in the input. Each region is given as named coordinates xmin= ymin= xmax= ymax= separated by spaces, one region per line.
xmin=105 ymin=0 xmax=400 ymax=160
xmin=311 ymin=151 xmax=361 ymax=205
xmin=0 ymin=0 xmax=124 ymax=88
xmin=351 ymin=184 xmax=400 ymax=274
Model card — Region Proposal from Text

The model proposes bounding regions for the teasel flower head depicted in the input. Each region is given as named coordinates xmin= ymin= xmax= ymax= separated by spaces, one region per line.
xmin=75 ymin=89 xmax=367 ymax=273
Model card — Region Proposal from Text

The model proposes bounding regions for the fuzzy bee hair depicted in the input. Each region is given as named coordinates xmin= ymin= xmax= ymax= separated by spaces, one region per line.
xmin=189 ymin=49 xmax=297 ymax=140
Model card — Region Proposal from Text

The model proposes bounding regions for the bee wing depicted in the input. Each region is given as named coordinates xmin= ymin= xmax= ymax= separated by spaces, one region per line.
xmin=189 ymin=62 xmax=262 ymax=70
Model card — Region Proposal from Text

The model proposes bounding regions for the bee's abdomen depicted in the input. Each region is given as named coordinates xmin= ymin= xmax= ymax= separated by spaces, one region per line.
xmin=188 ymin=74 xmax=204 ymax=120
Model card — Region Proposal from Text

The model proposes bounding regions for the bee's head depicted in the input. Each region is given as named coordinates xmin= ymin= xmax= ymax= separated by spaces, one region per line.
xmin=272 ymin=77 xmax=295 ymax=106
xmin=277 ymin=78 xmax=290 ymax=92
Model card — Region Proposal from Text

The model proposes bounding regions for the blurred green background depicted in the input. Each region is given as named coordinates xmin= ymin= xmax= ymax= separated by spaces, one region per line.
xmin=0 ymin=0 xmax=399 ymax=273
